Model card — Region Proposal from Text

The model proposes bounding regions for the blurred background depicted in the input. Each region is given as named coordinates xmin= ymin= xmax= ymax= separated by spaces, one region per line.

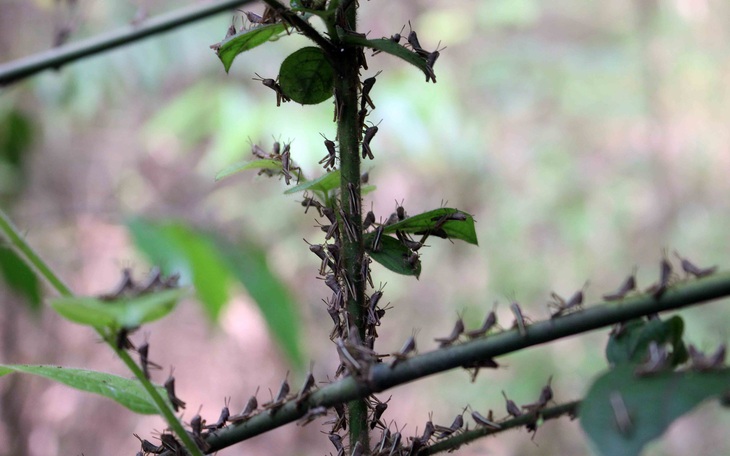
xmin=1 ymin=0 xmax=729 ymax=455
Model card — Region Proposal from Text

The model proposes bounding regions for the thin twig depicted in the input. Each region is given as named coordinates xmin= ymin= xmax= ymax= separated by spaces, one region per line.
xmin=0 ymin=0 xmax=258 ymax=85
xmin=420 ymin=400 xmax=580 ymax=454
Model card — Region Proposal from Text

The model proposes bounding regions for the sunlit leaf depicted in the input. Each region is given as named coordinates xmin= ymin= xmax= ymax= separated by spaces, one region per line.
xmin=50 ymin=289 xmax=188 ymax=329
xmin=0 ymin=246 xmax=42 ymax=311
xmin=0 ymin=365 xmax=166 ymax=415
xmin=215 ymin=23 xmax=288 ymax=73
xmin=279 ymin=47 xmax=335 ymax=105
xmin=215 ymin=159 xmax=283 ymax=181
xmin=221 ymin=239 xmax=304 ymax=369
xmin=580 ymin=365 xmax=730 ymax=456
xmin=284 ymin=169 xmax=340 ymax=195
xmin=381 ymin=208 xmax=479 ymax=245
xmin=128 ymin=220 xmax=230 ymax=322
xmin=366 ymin=234 xmax=421 ymax=278
xmin=606 ymin=316 xmax=687 ymax=367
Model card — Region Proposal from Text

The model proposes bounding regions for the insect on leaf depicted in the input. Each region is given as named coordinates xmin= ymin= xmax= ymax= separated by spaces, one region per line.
xmin=50 ymin=288 xmax=189 ymax=329
xmin=605 ymin=316 xmax=687 ymax=367
xmin=215 ymin=159 xmax=284 ymax=182
xmin=215 ymin=23 xmax=289 ymax=73
xmin=366 ymin=234 xmax=421 ymax=278
xmin=580 ymin=365 xmax=730 ymax=456
xmin=279 ymin=47 xmax=335 ymax=105
xmin=284 ymin=170 xmax=340 ymax=195
xmin=338 ymin=32 xmax=433 ymax=81
xmin=0 ymin=365 xmax=167 ymax=415
xmin=382 ymin=208 xmax=479 ymax=245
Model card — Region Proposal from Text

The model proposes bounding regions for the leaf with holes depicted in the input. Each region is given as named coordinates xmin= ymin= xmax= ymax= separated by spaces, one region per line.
xmin=0 ymin=365 xmax=167 ymax=414
xmin=215 ymin=23 xmax=289 ymax=72
xmin=279 ymin=47 xmax=335 ymax=105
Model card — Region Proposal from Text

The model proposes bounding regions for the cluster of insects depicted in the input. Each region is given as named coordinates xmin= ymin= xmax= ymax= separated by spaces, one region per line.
xmin=98 ymin=268 xmax=180 ymax=352
xmin=248 ymin=139 xmax=302 ymax=185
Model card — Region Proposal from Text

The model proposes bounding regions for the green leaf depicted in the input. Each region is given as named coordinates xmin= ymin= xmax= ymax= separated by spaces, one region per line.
xmin=278 ymin=47 xmax=335 ymax=105
xmin=606 ymin=316 xmax=687 ymax=367
xmin=580 ymin=365 xmax=730 ymax=456
xmin=361 ymin=184 xmax=377 ymax=196
xmin=0 ymin=365 xmax=165 ymax=414
xmin=128 ymin=219 xmax=304 ymax=369
xmin=215 ymin=23 xmax=289 ymax=73
xmin=0 ymin=246 xmax=42 ymax=311
xmin=215 ymin=159 xmax=283 ymax=181
xmin=284 ymin=169 xmax=340 ymax=195
xmin=382 ymin=208 xmax=479 ymax=245
xmin=128 ymin=220 xmax=231 ymax=322
xmin=221 ymin=238 xmax=304 ymax=370
xmin=50 ymin=289 xmax=188 ymax=329
xmin=366 ymin=234 xmax=421 ymax=278
xmin=338 ymin=32 xmax=433 ymax=81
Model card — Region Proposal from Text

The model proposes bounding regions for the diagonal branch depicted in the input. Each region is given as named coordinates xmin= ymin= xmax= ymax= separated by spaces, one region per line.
xmin=421 ymin=400 xmax=581 ymax=455
xmin=0 ymin=0 xmax=258 ymax=85
xmin=173 ymin=271 xmax=730 ymax=454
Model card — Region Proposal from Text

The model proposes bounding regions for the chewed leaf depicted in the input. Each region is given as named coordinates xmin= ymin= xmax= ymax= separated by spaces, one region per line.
xmin=382 ymin=208 xmax=478 ymax=245
xmin=50 ymin=288 xmax=188 ymax=329
xmin=580 ymin=365 xmax=730 ymax=456
xmin=278 ymin=47 xmax=335 ymax=105
xmin=367 ymin=234 xmax=421 ymax=278
xmin=215 ymin=23 xmax=288 ymax=72
xmin=284 ymin=170 xmax=340 ymax=195
xmin=215 ymin=159 xmax=283 ymax=181
xmin=0 ymin=365 xmax=165 ymax=414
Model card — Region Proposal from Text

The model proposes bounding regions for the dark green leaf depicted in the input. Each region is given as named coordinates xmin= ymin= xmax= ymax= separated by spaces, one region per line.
xmin=221 ymin=239 xmax=304 ymax=369
xmin=279 ymin=47 xmax=335 ymax=105
xmin=50 ymin=289 xmax=188 ymax=329
xmin=606 ymin=316 xmax=687 ymax=366
xmin=0 ymin=365 xmax=165 ymax=414
xmin=338 ymin=31 xmax=433 ymax=82
xmin=128 ymin=220 xmax=230 ymax=322
xmin=366 ymin=234 xmax=421 ymax=278
xmin=215 ymin=23 xmax=288 ymax=73
xmin=580 ymin=365 xmax=730 ymax=456
xmin=284 ymin=170 xmax=340 ymax=195
xmin=382 ymin=208 xmax=479 ymax=245
xmin=215 ymin=159 xmax=283 ymax=182
xmin=0 ymin=246 xmax=42 ymax=311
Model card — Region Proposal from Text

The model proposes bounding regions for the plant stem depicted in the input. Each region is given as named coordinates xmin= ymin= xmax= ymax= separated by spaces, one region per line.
xmin=191 ymin=271 xmax=730 ymax=454
xmin=261 ymin=0 xmax=336 ymax=54
xmin=331 ymin=2 xmax=371 ymax=451
xmin=0 ymin=209 xmax=203 ymax=456
xmin=0 ymin=0 xmax=258 ymax=85
xmin=0 ymin=209 xmax=73 ymax=297
xmin=421 ymin=400 xmax=581 ymax=455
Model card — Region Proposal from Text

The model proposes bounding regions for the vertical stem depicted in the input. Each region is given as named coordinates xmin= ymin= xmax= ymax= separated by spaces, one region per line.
xmin=333 ymin=4 xmax=370 ymax=452
xmin=0 ymin=209 xmax=204 ymax=456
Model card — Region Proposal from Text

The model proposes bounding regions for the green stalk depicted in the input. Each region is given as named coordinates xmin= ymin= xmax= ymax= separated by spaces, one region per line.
xmin=331 ymin=2 xmax=370 ymax=451
xmin=0 ymin=209 xmax=203 ymax=456
xmin=422 ymin=401 xmax=581 ymax=455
